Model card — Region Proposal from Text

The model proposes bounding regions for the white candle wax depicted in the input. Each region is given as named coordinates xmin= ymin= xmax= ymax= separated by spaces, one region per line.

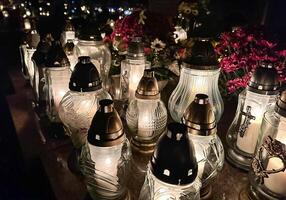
xmin=264 ymin=121 xmax=286 ymax=196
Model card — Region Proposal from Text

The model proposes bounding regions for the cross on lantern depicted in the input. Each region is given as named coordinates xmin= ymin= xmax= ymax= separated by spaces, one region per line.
xmin=238 ymin=106 xmax=256 ymax=137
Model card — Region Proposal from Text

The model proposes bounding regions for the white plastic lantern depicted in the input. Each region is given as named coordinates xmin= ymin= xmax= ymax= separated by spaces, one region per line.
xmin=139 ymin=123 xmax=201 ymax=200
xmin=226 ymin=63 xmax=280 ymax=171
xmin=80 ymin=99 xmax=131 ymax=200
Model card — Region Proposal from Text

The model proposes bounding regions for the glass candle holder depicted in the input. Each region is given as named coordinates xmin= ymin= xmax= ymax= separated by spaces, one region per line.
xmin=226 ymin=63 xmax=280 ymax=171
xmin=19 ymin=42 xmax=30 ymax=79
xmin=58 ymin=56 xmax=111 ymax=148
xmin=126 ymin=69 xmax=167 ymax=153
xmin=45 ymin=58 xmax=71 ymax=122
xmin=80 ymin=99 xmax=131 ymax=200
xmin=64 ymin=39 xmax=77 ymax=71
xmin=246 ymin=91 xmax=286 ymax=200
xmin=75 ymin=31 xmax=111 ymax=89
xmin=139 ymin=123 xmax=201 ymax=200
xmin=120 ymin=38 xmax=150 ymax=101
xmin=32 ymin=34 xmax=53 ymax=103
xmin=182 ymin=94 xmax=224 ymax=198
xmin=169 ymin=38 xmax=224 ymax=122
xmin=60 ymin=20 xmax=75 ymax=46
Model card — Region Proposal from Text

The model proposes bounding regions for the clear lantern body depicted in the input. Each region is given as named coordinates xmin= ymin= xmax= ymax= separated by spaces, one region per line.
xmin=226 ymin=89 xmax=277 ymax=170
xmin=61 ymin=30 xmax=75 ymax=46
xmin=139 ymin=166 xmax=201 ymax=200
xmin=120 ymin=59 xmax=150 ymax=100
xmin=168 ymin=66 xmax=223 ymax=122
xmin=19 ymin=43 xmax=29 ymax=79
xmin=126 ymin=98 xmax=167 ymax=149
xmin=58 ymin=90 xmax=111 ymax=148
xmin=26 ymin=48 xmax=37 ymax=86
xmin=249 ymin=108 xmax=286 ymax=199
xmin=80 ymin=137 xmax=131 ymax=200
xmin=44 ymin=66 xmax=71 ymax=122
xmin=188 ymin=133 xmax=224 ymax=186
xmin=75 ymin=40 xmax=111 ymax=89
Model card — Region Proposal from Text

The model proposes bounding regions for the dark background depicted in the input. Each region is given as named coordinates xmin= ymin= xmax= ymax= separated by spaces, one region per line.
xmin=0 ymin=0 xmax=285 ymax=199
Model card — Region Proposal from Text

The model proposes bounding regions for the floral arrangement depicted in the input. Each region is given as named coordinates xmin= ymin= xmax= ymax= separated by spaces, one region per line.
xmin=106 ymin=10 xmax=183 ymax=80
xmin=215 ymin=27 xmax=286 ymax=96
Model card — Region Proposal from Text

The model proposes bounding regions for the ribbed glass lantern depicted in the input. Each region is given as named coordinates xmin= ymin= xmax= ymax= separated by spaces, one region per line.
xmin=182 ymin=94 xmax=224 ymax=198
xmin=139 ymin=123 xmax=201 ymax=200
xmin=120 ymin=38 xmax=150 ymax=101
xmin=168 ymin=38 xmax=224 ymax=122
xmin=242 ymin=91 xmax=286 ymax=200
xmin=226 ymin=63 xmax=280 ymax=171
xmin=126 ymin=69 xmax=167 ymax=153
xmin=58 ymin=56 xmax=111 ymax=148
xmin=75 ymin=29 xmax=111 ymax=89
xmin=60 ymin=20 xmax=75 ymax=46
xmin=80 ymin=99 xmax=131 ymax=200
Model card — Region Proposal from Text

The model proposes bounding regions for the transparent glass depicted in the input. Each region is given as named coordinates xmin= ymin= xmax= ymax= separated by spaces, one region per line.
xmin=139 ymin=166 xmax=201 ymax=200
xmin=120 ymin=59 xmax=150 ymax=100
xmin=80 ymin=137 xmax=131 ymax=200
xmin=226 ymin=89 xmax=277 ymax=169
xmin=126 ymin=98 xmax=167 ymax=147
xmin=26 ymin=48 xmax=36 ymax=86
xmin=45 ymin=67 xmax=71 ymax=122
xmin=60 ymin=31 xmax=75 ymax=46
xmin=33 ymin=63 xmax=47 ymax=104
xmin=188 ymin=133 xmax=224 ymax=187
xmin=249 ymin=109 xmax=286 ymax=199
xmin=168 ymin=66 xmax=224 ymax=122
xmin=75 ymin=40 xmax=111 ymax=89
xmin=19 ymin=44 xmax=29 ymax=79
xmin=58 ymin=90 xmax=111 ymax=148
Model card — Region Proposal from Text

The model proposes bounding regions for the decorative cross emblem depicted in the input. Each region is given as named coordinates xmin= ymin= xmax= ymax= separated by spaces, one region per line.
xmin=238 ymin=106 xmax=256 ymax=137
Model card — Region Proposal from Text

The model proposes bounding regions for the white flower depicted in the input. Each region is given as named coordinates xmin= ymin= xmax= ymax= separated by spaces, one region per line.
xmin=151 ymin=38 xmax=166 ymax=52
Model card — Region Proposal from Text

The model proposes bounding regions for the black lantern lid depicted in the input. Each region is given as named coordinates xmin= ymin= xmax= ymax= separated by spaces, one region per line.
xmin=275 ymin=91 xmax=286 ymax=117
xmin=64 ymin=39 xmax=75 ymax=55
xmin=69 ymin=56 xmax=102 ymax=92
xmin=45 ymin=40 xmax=70 ymax=68
xmin=135 ymin=69 xmax=160 ymax=100
xmin=32 ymin=33 xmax=54 ymax=65
xmin=127 ymin=37 xmax=145 ymax=58
xmin=88 ymin=99 xmax=125 ymax=147
xmin=78 ymin=23 xmax=102 ymax=41
xmin=182 ymin=94 xmax=216 ymax=136
xmin=64 ymin=20 xmax=75 ymax=31
xmin=151 ymin=122 xmax=198 ymax=185
xmin=247 ymin=62 xmax=280 ymax=95
xmin=183 ymin=38 xmax=219 ymax=70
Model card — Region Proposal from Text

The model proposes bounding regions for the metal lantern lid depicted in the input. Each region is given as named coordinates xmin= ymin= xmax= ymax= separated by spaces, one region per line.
xmin=127 ymin=37 xmax=145 ymax=59
xmin=150 ymin=122 xmax=198 ymax=185
xmin=64 ymin=20 xmax=75 ymax=31
xmin=135 ymin=69 xmax=160 ymax=100
xmin=32 ymin=34 xmax=53 ymax=65
xmin=45 ymin=40 xmax=70 ymax=68
xmin=183 ymin=38 xmax=219 ymax=70
xmin=69 ymin=56 xmax=102 ymax=92
xmin=64 ymin=39 xmax=75 ymax=55
xmin=275 ymin=91 xmax=286 ymax=117
xmin=182 ymin=94 xmax=216 ymax=136
xmin=88 ymin=99 xmax=125 ymax=147
xmin=247 ymin=62 xmax=280 ymax=95
xmin=78 ymin=25 xmax=102 ymax=41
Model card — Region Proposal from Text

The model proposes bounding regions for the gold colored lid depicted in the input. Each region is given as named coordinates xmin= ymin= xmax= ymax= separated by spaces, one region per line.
xmin=182 ymin=94 xmax=216 ymax=136
xmin=135 ymin=69 xmax=160 ymax=100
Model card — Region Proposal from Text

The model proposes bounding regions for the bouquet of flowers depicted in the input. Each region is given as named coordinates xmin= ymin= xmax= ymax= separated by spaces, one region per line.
xmin=215 ymin=27 xmax=286 ymax=96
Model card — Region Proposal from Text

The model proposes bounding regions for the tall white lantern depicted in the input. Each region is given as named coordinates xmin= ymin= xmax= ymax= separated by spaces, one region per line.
xmin=226 ymin=63 xmax=280 ymax=171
